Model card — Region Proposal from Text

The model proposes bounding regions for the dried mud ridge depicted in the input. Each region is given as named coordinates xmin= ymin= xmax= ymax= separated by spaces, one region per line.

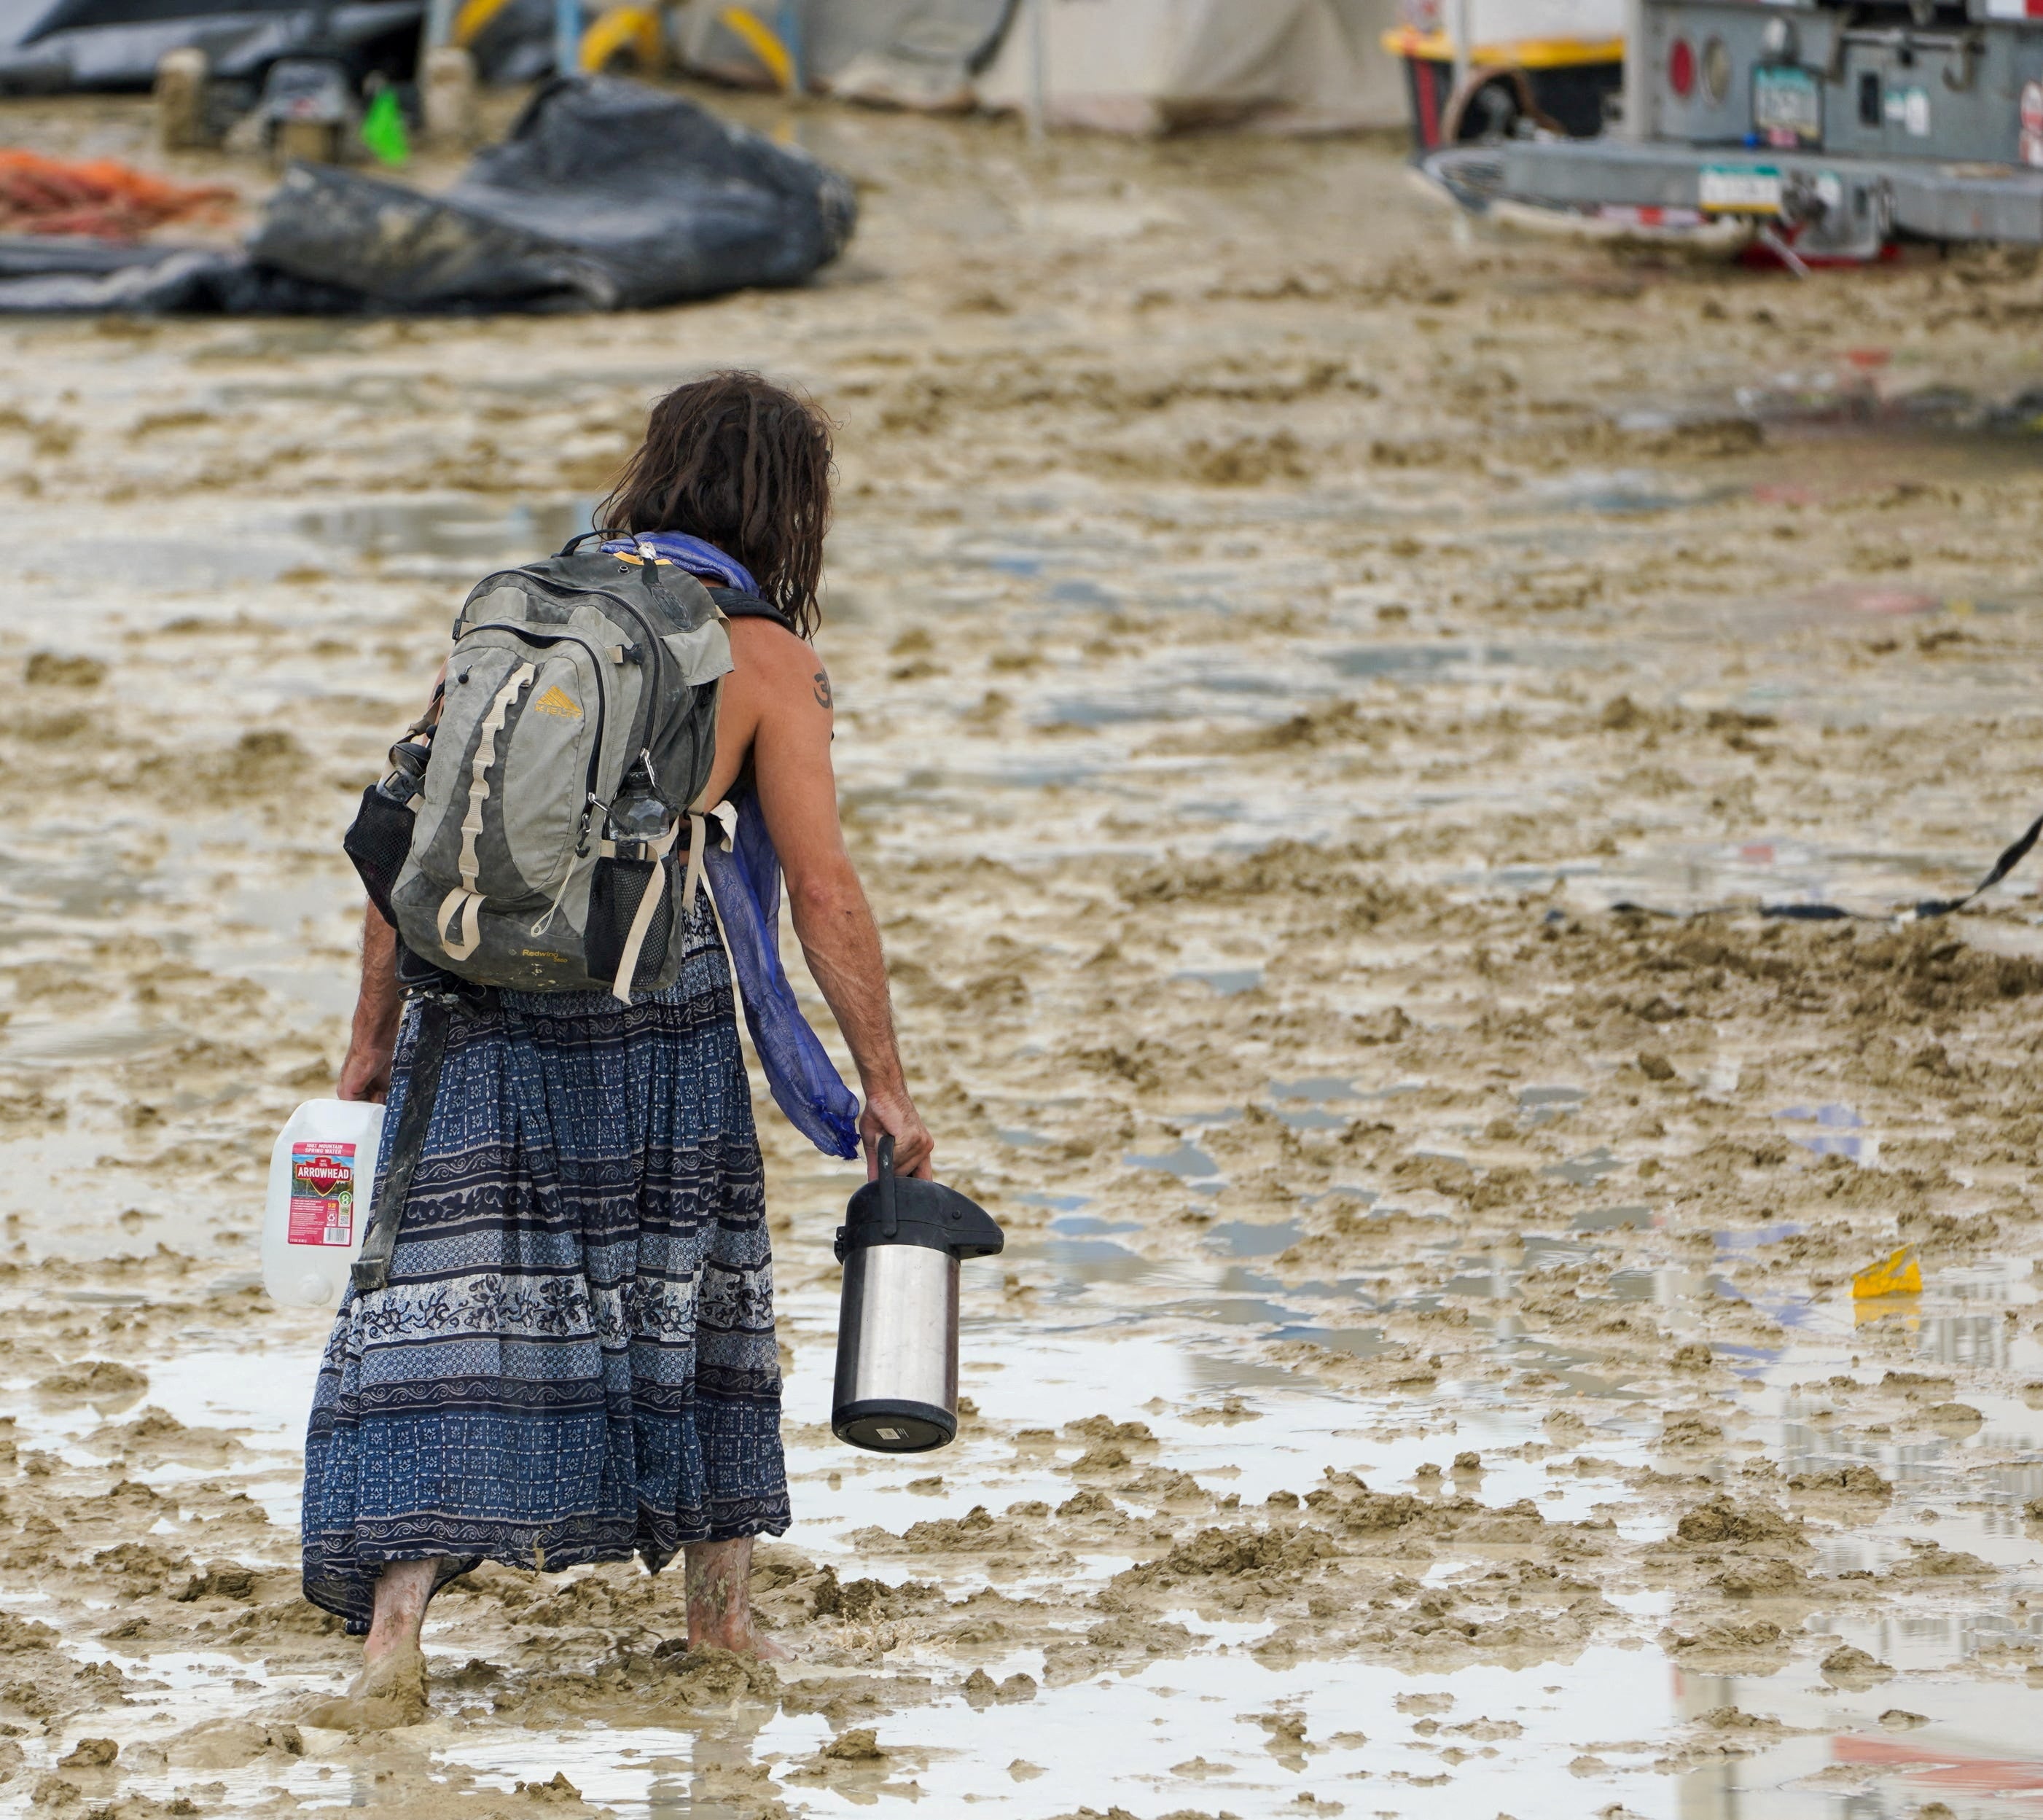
xmin=0 ymin=82 xmax=2042 ymax=1819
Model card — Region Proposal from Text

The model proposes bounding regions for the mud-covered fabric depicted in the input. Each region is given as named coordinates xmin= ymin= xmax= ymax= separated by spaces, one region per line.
xmin=0 ymin=81 xmax=857 ymax=316
xmin=300 ymin=891 xmax=788 ymax=1633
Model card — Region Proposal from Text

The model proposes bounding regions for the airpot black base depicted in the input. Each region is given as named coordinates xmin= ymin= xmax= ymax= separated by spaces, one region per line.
xmin=832 ymin=1397 xmax=956 ymax=1453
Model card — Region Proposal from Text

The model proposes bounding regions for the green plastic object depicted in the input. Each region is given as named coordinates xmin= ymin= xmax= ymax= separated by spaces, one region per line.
xmin=360 ymin=88 xmax=410 ymax=166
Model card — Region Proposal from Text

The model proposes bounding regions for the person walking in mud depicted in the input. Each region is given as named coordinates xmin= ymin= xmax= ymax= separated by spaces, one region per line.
xmin=300 ymin=372 xmax=934 ymax=1727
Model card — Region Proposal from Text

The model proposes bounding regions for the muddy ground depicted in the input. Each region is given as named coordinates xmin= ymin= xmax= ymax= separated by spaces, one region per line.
xmin=1 ymin=74 xmax=2042 ymax=1820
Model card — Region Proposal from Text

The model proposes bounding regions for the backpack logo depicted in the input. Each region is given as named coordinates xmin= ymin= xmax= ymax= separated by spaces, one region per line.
xmin=532 ymin=685 xmax=582 ymax=719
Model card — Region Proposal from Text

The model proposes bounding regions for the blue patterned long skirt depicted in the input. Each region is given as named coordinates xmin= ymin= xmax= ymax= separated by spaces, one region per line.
xmin=300 ymin=896 xmax=790 ymax=1632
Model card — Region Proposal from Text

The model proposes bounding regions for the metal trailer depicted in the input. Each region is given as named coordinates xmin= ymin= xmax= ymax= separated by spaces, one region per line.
xmin=1428 ymin=0 xmax=2043 ymax=255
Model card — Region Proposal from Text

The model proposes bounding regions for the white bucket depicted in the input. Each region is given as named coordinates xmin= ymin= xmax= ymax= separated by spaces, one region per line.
xmin=261 ymin=1099 xmax=386 ymax=1308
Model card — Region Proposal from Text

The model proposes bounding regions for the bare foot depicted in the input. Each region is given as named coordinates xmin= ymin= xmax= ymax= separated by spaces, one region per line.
xmin=700 ymin=1625 xmax=792 ymax=1663
xmin=684 ymin=1536 xmax=788 ymax=1660
xmin=305 ymin=1558 xmax=439 ymax=1730
xmin=303 ymin=1639 xmax=430 ymax=1730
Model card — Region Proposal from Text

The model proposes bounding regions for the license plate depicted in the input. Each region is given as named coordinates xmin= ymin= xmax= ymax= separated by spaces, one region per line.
xmin=1754 ymin=64 xmax=1821 ymax=147
xmin=1698 ymin=164 xmax=1784 ymax=214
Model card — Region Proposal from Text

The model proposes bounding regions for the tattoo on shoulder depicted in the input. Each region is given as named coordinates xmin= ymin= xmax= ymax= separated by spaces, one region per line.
xmin=813 ymin=669 xmax=834 ymax=711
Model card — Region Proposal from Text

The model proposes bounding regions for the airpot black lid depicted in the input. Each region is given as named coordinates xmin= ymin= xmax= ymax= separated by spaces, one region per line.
xmin=834 ymin=1138 xmax=1005 ymax=1262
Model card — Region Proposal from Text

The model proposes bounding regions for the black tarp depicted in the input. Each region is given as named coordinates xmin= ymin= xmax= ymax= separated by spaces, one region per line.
xmin=0 ymin=0 xmax=424 ymax=92
xmin=0 ymin=77 xmax=859 ymax=313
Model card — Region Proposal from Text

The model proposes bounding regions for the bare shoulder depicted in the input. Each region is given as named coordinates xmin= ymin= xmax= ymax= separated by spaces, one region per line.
xmin=727 ymin=617 xmax=831 ymax=714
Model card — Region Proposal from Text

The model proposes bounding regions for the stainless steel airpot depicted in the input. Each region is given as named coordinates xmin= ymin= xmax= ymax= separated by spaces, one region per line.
xmin=832 ymin=1136 xmax=1004 ymax=1453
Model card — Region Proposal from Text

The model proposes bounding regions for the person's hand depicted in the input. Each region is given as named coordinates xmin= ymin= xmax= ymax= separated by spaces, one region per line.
xmin=337 ymin=1040 xmax=393 ymax=1105
xmin=860 ymin=1087 xmax=933 ymax=1181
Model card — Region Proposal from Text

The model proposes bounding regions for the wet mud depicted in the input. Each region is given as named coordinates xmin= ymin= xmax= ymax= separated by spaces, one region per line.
xmin=1 ymin=76 xmax=2043 ymax=1820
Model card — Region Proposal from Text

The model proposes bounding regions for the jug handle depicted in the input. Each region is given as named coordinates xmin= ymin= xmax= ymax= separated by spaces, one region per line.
xmin=877 ymin=1133 xmax=899 ymax=1239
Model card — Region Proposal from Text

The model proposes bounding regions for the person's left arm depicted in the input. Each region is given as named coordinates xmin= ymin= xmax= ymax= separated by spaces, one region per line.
xmin=717 ymin=620 xmax=934 ymax=1179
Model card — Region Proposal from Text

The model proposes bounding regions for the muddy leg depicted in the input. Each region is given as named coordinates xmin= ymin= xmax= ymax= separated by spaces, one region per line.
xmin=365 ymin=1557 xmax=437 ymax=1666
xmin=305 ymin=1558 xmax=437 ymax=1730
xmin=685 ymin=1537 xmax=789 ymax=1660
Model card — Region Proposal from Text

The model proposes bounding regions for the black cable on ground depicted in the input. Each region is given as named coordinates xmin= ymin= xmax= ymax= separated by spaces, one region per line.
xmin=1606 ymin=808 xmax=2043 ymax=927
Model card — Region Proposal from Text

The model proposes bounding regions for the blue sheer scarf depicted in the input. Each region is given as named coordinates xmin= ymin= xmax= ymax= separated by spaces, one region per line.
xmin=601 ymin=530 xmax=860 ymax=1160
xmin=603 ymin=530 xmax=757 ymax=593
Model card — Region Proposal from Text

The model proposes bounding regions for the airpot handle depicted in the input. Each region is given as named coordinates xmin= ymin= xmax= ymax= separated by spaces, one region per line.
xmin=877 ymin=1134 xmax=899 ymax=1241
xmin=833 ymin=1139 xmax=1003 ymax=1263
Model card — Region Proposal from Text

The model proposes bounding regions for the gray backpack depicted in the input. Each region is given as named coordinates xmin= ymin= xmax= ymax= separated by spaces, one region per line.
xmin=368 ymin=535 xmax=733 ymax=1001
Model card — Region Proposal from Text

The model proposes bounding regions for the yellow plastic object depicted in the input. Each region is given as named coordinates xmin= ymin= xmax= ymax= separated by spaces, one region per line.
xmin=1852 ymin=1245 xmax=1923 ymax=1300
xmin=1380 ymin=25 xmax=1625 ymax=69
xmin=579 ymin=4 xmax=660 ymax=72
xmin=717 ymin=4 xmax=795 ymax=91
xmin=451 ymin=0 xmax=512 ymax=48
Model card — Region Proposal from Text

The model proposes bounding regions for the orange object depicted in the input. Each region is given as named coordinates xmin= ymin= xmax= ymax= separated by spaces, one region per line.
xmin=0 ymin=150 xmax=235 ymax=240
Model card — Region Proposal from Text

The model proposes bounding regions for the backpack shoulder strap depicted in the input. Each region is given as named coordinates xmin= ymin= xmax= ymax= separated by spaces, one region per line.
xmin=708 ymin=585 xmax=798 ymax=634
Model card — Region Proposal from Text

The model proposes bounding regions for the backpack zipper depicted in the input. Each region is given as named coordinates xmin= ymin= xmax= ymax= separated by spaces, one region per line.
xmin=462 ymin=621 xmax=614 ymax=852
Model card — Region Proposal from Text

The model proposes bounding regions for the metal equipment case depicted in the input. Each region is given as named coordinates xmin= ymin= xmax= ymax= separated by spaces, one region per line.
xmin=1432 ymin=1 xmax=2043 ymax=252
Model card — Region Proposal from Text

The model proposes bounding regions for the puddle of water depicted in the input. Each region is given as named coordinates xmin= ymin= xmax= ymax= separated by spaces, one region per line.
xmin=1125 ymin=1142 xmax=1221 ymax=1179
xmin=23 ymin=1149 xmax=2043 ymax=1820
xmin=1050 ymin=1214 xmax=1141 ymax=1238
xmin=1516 ymin=1085 xmax=1585 ymax=1125
xmin=1270 ymin=1076 xmax=1356 ymax=1101
xmin=1778 ymin=1103 xmax=1877 ymax=1162
xmin=1530 ymin=466 xmax=1739 ymax=516
xmin=1015 ymin=1191 xmax=1090 ymax=1213
xmin=426 ymin=1644 xmax=1730 ymax=1820
xmin=1716 ymin=1222 xmax=1805 ymax=1253
xmin=1026 ymin=1241 xmax=1157 ymax=1284
xmin=1333 ymin=641 xmax=1534 ymax=680
xmin=386 ymin=1233 xmax=2043 ymax=1805
xmin=1778 ymin=1104 xmax=1864 ymax=1127
xmin=976 ymin=551 xmax=1042 ymax=577
xmin=1566 ymin=829 xmax=2032 ymax=924
xmin=1171 ymin=966 xmax=1262 ymax=995
xmin=1571 ymin=1204 xmax=1655 ymax=1233
xmin=296 ymin=496 xmax=588 ymax=563
xmin=0 ymin=814 xmax=366 ymax=1022
xmin=1203 ymin=1219 xmax=1304 ymax=1259
xmin=1 ymin=1020 xmax=176 ymax=1063
xmin=0 ymin=840 xmax=161 ymax=923
xmin=1544 ymin=1146 xmax=1619 ymax=1187
xmin=1275 ymin=1105 xmax=1349 ymax=1130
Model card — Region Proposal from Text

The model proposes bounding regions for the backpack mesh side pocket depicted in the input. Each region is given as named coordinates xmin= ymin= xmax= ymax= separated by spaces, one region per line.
xmin=586 ymin=853 xmax=675 ymax=993
xmin=343 ymin=784 xmax=415 ymax=927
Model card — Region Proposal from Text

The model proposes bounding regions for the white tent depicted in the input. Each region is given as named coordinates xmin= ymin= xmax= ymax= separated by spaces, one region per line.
xmin=672 ymin=0 xmax=1407 ymax=133
xmin=821 ymin=0 xmax=1015 ymax=111
xmin=673 ymin=0 xmax=1012 ymax=108
xmin=973 ymin=0 xmax=1405 ymax=136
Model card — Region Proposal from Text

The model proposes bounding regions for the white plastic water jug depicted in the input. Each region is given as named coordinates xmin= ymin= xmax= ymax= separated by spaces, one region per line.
xmin=261 ymin=1100 xmax=386 ymax=1308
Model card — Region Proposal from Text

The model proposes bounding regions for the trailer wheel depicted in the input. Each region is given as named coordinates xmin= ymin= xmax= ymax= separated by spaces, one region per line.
xmin=1444 ymin=67 xmax=1562 ymax=146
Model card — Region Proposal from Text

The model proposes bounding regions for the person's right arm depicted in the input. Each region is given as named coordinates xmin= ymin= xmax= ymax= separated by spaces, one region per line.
xmin=337 ymin=905 xmax=401 ymax=1103
xmin=337 ymin=665 xmax=442 ymax=1104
